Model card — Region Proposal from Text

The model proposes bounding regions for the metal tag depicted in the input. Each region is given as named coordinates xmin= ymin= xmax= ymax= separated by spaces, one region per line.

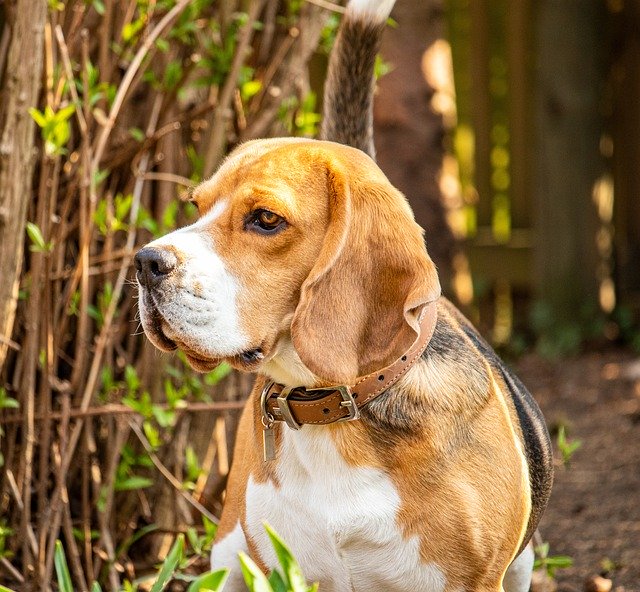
xmin=262 ymin=425 xmax=276 ymax=462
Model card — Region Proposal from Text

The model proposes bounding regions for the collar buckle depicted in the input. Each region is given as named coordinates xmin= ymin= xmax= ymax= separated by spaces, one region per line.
xmin=308 ymin=385 xmax=360 ymax=422
xmin=276 ymin=386 xmax=302 ymax=430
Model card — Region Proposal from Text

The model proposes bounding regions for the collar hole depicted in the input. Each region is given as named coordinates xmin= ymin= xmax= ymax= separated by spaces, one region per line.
xmin=378 ymin=375 xmax=385 ymax=381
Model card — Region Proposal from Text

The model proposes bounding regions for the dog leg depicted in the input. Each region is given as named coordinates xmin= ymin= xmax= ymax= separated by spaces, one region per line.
xmin=210 ymin=521 xmax=249 ymax=590
xmin=502 ymin=541 xmax=534 ymax=592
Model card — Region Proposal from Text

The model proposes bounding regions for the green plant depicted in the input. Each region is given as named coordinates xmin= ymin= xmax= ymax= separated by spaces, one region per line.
xmin=0 ymin=522 xmax=14 ymax=560
xmin=0 ymin=388 xmax=18 ymax=411
xmin=534 ymin=542 xmax=573 ymax=578
xmin=26 ymin=222 xmax=54 ymax=254
xmin=28 ymin=104 xmax=76 ymax=155
xmin=556 ymin=424 xmax=582 ymax=467
xmin=239 ymin=523 xmax=318 ymax=592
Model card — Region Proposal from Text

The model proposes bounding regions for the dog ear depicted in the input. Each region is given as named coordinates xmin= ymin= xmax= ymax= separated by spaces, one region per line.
xmin=291 ymin=158 xmax=441 ymax=384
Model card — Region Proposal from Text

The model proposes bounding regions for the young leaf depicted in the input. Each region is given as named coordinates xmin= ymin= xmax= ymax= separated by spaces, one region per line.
xmin=150 ymin=534 xmax=184 ymax=592
xmin=54 ymin=541 xmax=74 ymax=592
xmin=26 ymin=222 xmax=50 ymax=253
xmin=268 ymin=570 xmax=287 ymax=592
xmin=114 ymin=475 xmax=153 ymax=492
xmin=186 ymin=568 xmax=230 ymax=592
xmin=264 ymin=523 xmax=307 ymax=591
xmin=238 ymin=551 xmax=273 ymax=592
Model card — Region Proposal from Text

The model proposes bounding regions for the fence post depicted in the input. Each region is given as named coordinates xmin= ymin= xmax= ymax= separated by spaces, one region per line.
xmin=532 ymin=0 xmax=605 ymax=328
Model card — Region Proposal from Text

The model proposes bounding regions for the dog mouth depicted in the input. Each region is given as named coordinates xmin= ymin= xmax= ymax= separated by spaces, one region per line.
xmin=139 ymin=288 xmax=266 ymax=373
xmin=144 ymin=297 xmax=178 ymax=352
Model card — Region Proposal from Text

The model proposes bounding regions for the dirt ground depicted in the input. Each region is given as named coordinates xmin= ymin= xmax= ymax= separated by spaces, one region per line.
xmin=516 ymin=349 xmax=640 ymax=591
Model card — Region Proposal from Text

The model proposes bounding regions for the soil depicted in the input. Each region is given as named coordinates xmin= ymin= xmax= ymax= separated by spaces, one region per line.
xmin=516 ymin=349 xmax=640 ymax=591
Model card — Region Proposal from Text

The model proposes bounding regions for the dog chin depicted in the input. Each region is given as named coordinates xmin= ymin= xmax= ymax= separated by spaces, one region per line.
xmin=184 ymin=352 xmax=223 ymax=372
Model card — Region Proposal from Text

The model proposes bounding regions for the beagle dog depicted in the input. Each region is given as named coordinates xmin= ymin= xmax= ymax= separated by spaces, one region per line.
xmin=135 ymin=1 xmax=553 ymax=591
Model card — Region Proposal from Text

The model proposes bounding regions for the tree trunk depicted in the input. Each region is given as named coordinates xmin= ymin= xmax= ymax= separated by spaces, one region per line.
xmin=532 ymin=0 xmax=605 ymax=325
xmin=0 ymin=0 xmax=47 ymax=369
xmin=373 ymin=0 xmax=458 ymax=291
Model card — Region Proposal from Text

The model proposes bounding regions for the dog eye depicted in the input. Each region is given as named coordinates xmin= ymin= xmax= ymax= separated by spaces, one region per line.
xmin=246 ymin=209 xmax=286 ymax=234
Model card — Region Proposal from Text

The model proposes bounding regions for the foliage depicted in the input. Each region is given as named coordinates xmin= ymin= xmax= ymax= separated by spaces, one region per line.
xmin=0 ymin=524 xmax=309 ymax=592
xmin=555 ymin=424 xmax=582 ymax=467
xmin=534 ymin=542 xmax=574 ymax=579
xmin=239 ymin=523 xmax=319 ymax=592
xmin=0 ymin=0 xmax=331 ymax=588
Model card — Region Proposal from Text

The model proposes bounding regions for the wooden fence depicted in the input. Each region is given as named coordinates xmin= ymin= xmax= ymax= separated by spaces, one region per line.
xmin=446 ymin=0 xmax=640 ymax=340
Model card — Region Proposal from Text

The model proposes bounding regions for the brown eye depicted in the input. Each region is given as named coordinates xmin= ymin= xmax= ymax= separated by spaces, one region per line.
xmin=246 ymin=209 xmax=286 ymax=235
xmin=258 ymin=211 xmax=280 ymax=226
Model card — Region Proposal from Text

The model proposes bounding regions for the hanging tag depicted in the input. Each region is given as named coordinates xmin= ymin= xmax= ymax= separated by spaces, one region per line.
xmin=262 ymin=424 xmax=276 ymax=462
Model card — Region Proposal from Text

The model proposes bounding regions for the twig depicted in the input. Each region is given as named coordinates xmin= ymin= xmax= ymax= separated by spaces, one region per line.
xmin=91 ymin=0 xmax=191 ymax=171
xmin=204 ymin=0 xmax=266 ymax=176
xmin=0 ymin=400 xmax=245 ymax=426
xmin=304 ymin=0 xmax=345 ymax=13
xmin=54 ymin=25 xmax=89 ymax=135
xmin=90 ymin=421 xmax=129 ymax=590
xmin=137 ymin=172 xmax=194 ymax=187
xmin=129 ymin=420 xmax=219 ymax=524
xmin=0 ymin=335 xmax=20 ymax=351
xmin=0 ymin=557 xmax=24 ymax=585
xmin=4 ymin=470 xmax=38 ymax=557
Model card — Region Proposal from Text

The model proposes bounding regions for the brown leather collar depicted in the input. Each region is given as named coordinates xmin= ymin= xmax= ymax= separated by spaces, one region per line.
xmin=260 ymin=300 xmax=438 ymax=430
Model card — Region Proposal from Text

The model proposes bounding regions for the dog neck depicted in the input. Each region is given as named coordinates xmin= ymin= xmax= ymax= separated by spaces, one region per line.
xmin=261 ymin=334 xmax=319 ymax=388
xmin=258 ymin=303 xmax=439 ymax=430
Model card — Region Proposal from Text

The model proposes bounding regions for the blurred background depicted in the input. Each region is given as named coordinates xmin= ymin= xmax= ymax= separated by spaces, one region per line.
xmin=0 ymin=0 xmax=638 ymax=589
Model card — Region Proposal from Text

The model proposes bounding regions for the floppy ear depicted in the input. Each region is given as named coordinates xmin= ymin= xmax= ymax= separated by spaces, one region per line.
xmin=291 ymin=158 xmax=441 ymax=384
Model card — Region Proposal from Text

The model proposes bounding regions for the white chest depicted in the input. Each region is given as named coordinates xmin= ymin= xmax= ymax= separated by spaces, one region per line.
xmin=244 ymin=427 xmax=446 ymax=592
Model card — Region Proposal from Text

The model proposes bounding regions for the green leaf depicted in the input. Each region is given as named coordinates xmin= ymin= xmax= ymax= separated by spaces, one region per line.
xmin=241 ymin=80 xmax=262 ymax=102
xmin=91 ymin=582 xmax=103 ymax=592
xmin=0 ymin=586 xmax=18 ymax=592
xmin=164 ymin=60 xmax=183 ymax=90
xmin=117 ymin=523 xmax=159 ymax=558
xmin=152 ymin=405 xmax=175 ymax=428
xmin=124 ymin=365 xmax=140 ymax=393
xmin=0 ymin=387 xmax=19 ymax=410
xmin=185 ymin=446 xmax=202 ymax=483
xmin=187 ymin=569 xmax=230 ymax=592
xmin=204 ymin=362 xmax=232 ymax=386
xmin=143 ymin=421 xmax=162 ymax=449
xmin=54 ymin=541 xmax=74 ymax=592
xmin=115 ymin=193 xmax=133 ymax=223
xmin=114 ymin=475 xmax=153 ymax=492
xmin=203 ymin=515 xmax=218 ymax=539
xmin=238 ymin=551 xmax=272 ymax=592
xmin=122 ymin=18 xmax=145 ymax=43
xmin=156 ymin=38 xmax=170 ymax=53
xmin=150 ymin=534 xmax=184 ymax=592
xmin=129 ymin=127 xmax=145 ymax=142
xmin=26 ymin=222 xmax=46 ymax=251
xmin=29 ymin=107 xmax=47 ymax=127
xmin=92 ymin=0 xmax=105 ymax=15
xmin=268 ymin=570 xmax=287 ymax=592
xmin=264 ymin=523 xmax=306 ymax=591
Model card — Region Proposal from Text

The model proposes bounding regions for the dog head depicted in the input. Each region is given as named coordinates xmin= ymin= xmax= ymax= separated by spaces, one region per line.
xmin=135 ymin=138 xmax=440 ymax=385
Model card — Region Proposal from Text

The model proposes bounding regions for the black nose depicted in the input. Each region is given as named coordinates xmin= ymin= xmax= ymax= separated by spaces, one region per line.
xmin=134 ymin=247 xmax=177 ymax=288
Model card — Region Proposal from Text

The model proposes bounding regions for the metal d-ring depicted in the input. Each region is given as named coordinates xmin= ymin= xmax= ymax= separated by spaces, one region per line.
xmin=260 ymin=381 xmax=276 ymax=427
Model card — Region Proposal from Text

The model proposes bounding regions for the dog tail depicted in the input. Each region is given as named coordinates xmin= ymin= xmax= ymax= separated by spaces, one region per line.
xmin=319 ymin=0 xmax=396 ymax=160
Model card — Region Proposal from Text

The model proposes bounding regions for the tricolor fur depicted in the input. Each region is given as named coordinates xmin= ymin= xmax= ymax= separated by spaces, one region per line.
xmin=135 ymin=1 xmax=553 ymax=590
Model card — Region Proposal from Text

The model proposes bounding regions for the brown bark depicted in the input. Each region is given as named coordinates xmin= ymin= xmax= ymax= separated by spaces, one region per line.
xmin=0 ymin=0 xmax=47 ymax=369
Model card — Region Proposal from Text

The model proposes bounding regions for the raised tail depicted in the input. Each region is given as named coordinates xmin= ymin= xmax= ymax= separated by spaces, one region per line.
xmin=320 ymin=0 xmax=396 ymax=160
